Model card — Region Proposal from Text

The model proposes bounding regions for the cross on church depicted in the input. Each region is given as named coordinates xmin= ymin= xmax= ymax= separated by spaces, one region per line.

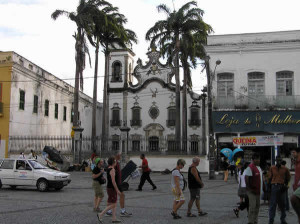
xmin=169 ymin=94 xmax=175 ymax=103
xmin=133 ymin=95 xmax=139 ymax=102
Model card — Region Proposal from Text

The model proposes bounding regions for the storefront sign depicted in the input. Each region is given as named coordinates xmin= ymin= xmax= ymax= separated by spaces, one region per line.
xmin=213 ymin=111 xmax=300 ymax=133
xmin=233 ymin=135 xmax=283 ymax=146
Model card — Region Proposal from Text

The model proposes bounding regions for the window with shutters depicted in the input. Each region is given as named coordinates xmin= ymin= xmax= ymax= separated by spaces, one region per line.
xmin=44 ymin=100 xmax=49 ymax=117
xmin=276 ymin=71 xmax=293 ymax=96
xmin=248 ymin=72 xmax=265 ymax=96
xmin=189 ymin=101 xmax=201 ymax=126
xmin=19 ymin=90 xmax=25 ymax=110
xmin=63 ymin=106 xmax=67 ymax=121
xmin=111 ymin=61 xmax=122 ymax=82
xmin=131 ymin=105 xmax=141 ymax=126
xmin=111 ymin=103 xmax=121 ymax=126
xmin=33 ymin=95 xmax=38 ymax=114
xmin=217 ymin=73 xmax=234 ymax=97
xmin=167 ymin=107 xmax=176 ymax=126
xmin=54 ymin=103 xmax=58 ymax=119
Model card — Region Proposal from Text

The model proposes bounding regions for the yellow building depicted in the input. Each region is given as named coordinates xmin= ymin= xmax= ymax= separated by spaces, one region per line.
xmin=0 ymin=52 xmax=13 ymax=158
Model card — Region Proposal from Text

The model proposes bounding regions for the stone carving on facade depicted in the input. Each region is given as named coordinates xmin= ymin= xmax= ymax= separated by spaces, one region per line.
xmin=150 ymin=88 xmax=158 ymax=98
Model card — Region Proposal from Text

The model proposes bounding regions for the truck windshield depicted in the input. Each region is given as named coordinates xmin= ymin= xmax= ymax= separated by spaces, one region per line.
xmin=28 ymin=160 xmax=46 ymax=169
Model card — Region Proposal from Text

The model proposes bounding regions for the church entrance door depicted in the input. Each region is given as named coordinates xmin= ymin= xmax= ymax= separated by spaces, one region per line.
xmin=149 ymin=136 xmax=159 ymax=151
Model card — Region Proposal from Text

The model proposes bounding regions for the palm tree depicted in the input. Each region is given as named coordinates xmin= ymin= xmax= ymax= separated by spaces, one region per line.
xmin=146 ymin=1 xmax=211 ymax=151
xmin=51 ymin=0 xmax=110 ymax=128
xmin=87 ymin=5 xmax=137 ymax=152
xmin=87 ymin=7 xmax=137 ymax=152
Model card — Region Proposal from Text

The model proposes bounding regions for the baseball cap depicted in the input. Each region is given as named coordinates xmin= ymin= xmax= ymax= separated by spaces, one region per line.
xmin=94 ymin=158 xmax=101 ymax=165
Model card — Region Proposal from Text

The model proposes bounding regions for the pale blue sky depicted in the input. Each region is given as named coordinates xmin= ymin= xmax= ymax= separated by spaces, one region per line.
xmin=0 ymin=0 xmax=300 ymax=100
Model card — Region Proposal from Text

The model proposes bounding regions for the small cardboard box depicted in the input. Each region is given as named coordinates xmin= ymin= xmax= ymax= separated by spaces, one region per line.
xmin=85 ymin=166 xmax=91 ymax=172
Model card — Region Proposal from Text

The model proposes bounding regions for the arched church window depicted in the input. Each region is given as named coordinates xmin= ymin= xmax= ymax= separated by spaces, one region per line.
xmin=189 ymin=101 xmax=201 ymax=126
xmin=112 ymin=61 xmax=122 ymax=82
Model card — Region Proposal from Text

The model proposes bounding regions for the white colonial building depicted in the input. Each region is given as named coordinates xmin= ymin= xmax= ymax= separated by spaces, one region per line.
xmin=106 ymin=48 xmax=208 ymax=172
xmin=0 ymin=51 xmax=102 ymax=158
xmin=205 ymin=30 xmax=300 ymax=169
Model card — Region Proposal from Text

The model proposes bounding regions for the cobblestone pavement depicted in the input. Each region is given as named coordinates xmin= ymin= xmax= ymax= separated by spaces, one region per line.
xmin=0 ymin=171 xmax=297 ymax=224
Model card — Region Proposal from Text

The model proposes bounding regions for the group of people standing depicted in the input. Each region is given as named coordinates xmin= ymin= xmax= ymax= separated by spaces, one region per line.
xmin=231 ymin=148 xmax=300 ymax=224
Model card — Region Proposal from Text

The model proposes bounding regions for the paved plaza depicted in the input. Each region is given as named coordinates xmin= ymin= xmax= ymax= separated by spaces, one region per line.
xmin=0 ymin=171 xmax=298 ymax=224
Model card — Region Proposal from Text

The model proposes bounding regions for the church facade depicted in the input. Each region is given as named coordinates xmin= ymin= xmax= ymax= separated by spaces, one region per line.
xmin=106 ymin=47 xmax=207 ymax=171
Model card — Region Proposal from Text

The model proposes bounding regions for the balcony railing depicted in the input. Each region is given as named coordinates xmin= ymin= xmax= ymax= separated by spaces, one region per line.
xmin=130 ymin=120 xmax=142 ymax=126
xmin=110 ymin=120 xmax=121 ymax=127
xmin=188 ymin=119 xmax=201 ymax=126
xmin=166 ymin=120 xmax=175 ymax=126
xmin=214 ymin=95 xmax=300 ymax=110
xmin=0 ymin=102 xmax=3 ymax=115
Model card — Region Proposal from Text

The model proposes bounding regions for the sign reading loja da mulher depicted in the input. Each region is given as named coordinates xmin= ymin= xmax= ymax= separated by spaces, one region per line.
xmin=213 ymin=110 xmax=300 ymax=133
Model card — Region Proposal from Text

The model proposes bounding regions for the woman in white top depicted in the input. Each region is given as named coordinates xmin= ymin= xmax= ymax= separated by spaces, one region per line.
xmin=233 ymin=162 xmax=250 ymax=218
xmin=171 ymin=159 xmax=186 ymax=219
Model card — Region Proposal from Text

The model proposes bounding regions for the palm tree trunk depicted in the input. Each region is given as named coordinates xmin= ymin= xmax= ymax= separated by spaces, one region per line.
xmin=101 ymin=50 xmax=110 ymax=153
xmin=175 ymin=41 xmax=181 ymax=151
xmin=182 ymin=67 xmax=188 ymax=152
xmin=73 ymin=28 xmax=83 ymax=128
xmin=92 ymin=41 xmax=99 ymax=153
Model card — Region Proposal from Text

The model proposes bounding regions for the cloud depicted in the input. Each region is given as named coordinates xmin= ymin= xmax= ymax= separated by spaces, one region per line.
xmin=0 ymin=26 xmax=25 ymax=37
xmin=0 ymin=0 xmax=41 ymax=5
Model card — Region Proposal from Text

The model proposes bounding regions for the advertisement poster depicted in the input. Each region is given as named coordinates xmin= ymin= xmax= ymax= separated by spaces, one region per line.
xmin=233 ymin=135 xmax=283 ymax=147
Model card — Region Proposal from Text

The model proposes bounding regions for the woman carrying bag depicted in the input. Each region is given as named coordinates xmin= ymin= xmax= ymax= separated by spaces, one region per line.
xmin=171 ymin=159 xmax=186 ymax=219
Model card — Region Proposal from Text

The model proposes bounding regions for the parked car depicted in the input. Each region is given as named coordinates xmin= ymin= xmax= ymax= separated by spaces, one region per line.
xmin=0 ymin=158 xmax=71 ymax=192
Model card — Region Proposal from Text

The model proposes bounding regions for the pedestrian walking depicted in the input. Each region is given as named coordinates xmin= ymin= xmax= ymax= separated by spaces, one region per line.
xmin=92 ymin=158 xmax=105 ymax=212
xmin=97 ymin=157 xmax=121 ymax=223
xmin=245 ymin=153 xmax=263 ymax=224
xmin=290 ymin=147 xmax=300 ymax=224
xmin=281 ymin=160 xmax=290 ymax=211
xmin=106 ymin=152 xmax=132 ymax=217
xmin=136 ymin=154 xmax=156 ymax=191
xmin=222 ymin=157 xmax=230 ymax=182
xmin=171 ymin=159 xmax=186 ymax=219
xmin=233 ymin=162 xmax=250 ymax=218
xmin=187 ymin=157 xmax=207 ymax=217
xmin=268 ymin=156 xmax=291 ymax=224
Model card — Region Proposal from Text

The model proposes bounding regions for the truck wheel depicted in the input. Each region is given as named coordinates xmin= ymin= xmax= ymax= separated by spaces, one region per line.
xmin=37 ymin=179 xmax=48 ymax=192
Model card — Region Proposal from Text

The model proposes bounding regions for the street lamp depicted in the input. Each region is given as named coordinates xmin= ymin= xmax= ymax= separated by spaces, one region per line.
xmin=205 ymin=56 xmax=221 ymax=180
xmin=119 ymin=120 xmax=131 ymax=167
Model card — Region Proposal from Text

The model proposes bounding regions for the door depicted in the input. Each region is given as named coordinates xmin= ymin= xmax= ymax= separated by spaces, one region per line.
xmin=14 ymin=160 xmax=34 ymax=186
xmin=0 ymin=159 xmax=15 ymax=185
xmin=149 ymin=136 xmax=159 ymax=151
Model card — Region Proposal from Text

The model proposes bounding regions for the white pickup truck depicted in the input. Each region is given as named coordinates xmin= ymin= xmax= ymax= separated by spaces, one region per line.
xmin=0 ymin=158 xmax=71 ymax=192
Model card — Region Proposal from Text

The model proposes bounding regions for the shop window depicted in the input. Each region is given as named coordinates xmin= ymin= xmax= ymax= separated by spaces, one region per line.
xmin=19 ymin=90 xmax=25 ymax=110
xmin=248 ymin=72 xmax=265 ymax=96
xmin=276 ymin=71 xmax=293 ymax=96
xmin=33 ymin=95 xmax=38 ymax=114
xmin=217 ymin=73 xmax=234 ymax=97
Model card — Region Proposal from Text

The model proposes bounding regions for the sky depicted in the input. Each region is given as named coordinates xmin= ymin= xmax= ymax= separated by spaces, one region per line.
xmin=0 ymin=0 xmax=300 ymax=102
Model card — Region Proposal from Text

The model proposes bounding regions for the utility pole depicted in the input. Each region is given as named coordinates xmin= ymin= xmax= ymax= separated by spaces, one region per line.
xmin=205 ymin=56 xmax=221 ymax=180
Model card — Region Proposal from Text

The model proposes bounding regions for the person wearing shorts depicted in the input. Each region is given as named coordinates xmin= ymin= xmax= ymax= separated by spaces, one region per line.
xmin=92 ymin=158 xmax=105 ymax=212
xmin=171 ymin=159 xmax=186 ymax=219
xmin=97 ymin=157 xmax=121 ymax=223
xmin=291 ymin=147 xmax=300 ymax=224
xmin=187 ymin=157 xmax=207 ymax=217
